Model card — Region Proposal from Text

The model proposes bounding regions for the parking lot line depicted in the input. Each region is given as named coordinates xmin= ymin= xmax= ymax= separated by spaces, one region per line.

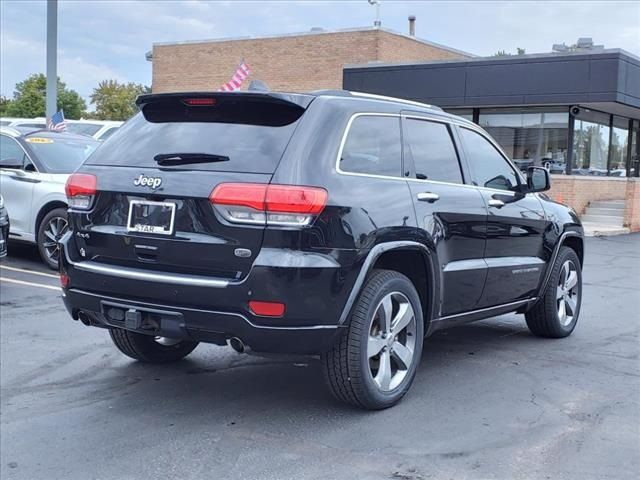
xmin=0 ymin=277 xmax=61 ymax=291
xmin=0 ymin=265 xmax=59 ymax=278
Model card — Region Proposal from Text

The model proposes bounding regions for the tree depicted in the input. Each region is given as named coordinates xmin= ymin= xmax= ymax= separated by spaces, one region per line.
xmin=0 ymin=96 xmax=11 ymax=116
xmin=89 ymin=80 xmax=150 ymax=121
xmin=492 ymin=47 xmax=526 ymax=57
xmin=5 ymin=74 xmax=86 ymax=119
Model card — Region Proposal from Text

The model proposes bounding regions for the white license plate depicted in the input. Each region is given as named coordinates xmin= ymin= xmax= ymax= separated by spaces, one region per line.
xmin=126 ymin=200 xmax=176 ymax=236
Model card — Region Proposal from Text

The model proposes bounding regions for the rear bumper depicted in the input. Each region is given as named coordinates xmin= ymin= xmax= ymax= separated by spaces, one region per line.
xmin=62 ymin=288 xmax=343 ymax=354
xmin=59 ymin=233 xmax=360 ymax=354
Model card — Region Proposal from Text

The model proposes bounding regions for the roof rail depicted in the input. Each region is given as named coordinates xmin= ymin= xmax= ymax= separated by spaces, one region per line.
xmin=348 ymin=91 xmax=443 ymax=111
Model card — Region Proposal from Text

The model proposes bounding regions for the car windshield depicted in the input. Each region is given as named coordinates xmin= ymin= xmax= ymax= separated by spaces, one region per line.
xmin=25 ymin=135 xmax=99 ymax=173
xmin=66 ymin=123 xmax=102 ymax=136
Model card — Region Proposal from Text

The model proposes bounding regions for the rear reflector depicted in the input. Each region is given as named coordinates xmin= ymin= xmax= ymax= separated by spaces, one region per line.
xmin=249 ymin=300 xmax=286 ymax=317
xmin=65 ymin=173 xmax=97 ymax=210
xmin=210 ymin=183 xmax=327 ymax=226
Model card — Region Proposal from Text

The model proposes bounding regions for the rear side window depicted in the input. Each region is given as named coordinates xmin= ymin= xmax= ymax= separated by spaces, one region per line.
xmin=404 ymin=118 xmax=462 ymax=184
xmin=86 ymin=97 xmax=306 ymax=173
xmin=339 ymin=115 xmax=402 ymax=177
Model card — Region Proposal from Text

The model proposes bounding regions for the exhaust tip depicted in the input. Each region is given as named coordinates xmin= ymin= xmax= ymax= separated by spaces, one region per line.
xmin=78 ymin=311 xmax=93 ymax=326
xmin=228 ymin=337 xmax=245 ymax=353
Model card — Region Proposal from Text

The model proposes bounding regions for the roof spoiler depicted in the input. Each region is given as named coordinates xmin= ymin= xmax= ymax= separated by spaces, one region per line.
xmin=135 ymin=91 xmax=314 ymax=110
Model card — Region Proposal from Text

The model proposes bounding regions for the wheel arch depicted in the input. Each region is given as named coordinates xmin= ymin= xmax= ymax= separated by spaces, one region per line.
xmin=35 ymin=200 xmax=68 ymax=235
xmin=338 ymin=242 xmax=438 ymax=332
xmin=536 ymin=230 xmax=584 ymax=301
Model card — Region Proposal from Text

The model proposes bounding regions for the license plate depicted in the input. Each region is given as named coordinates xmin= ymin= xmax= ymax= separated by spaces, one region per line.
xmin=126 ymin=200 xmax=176 ymax=235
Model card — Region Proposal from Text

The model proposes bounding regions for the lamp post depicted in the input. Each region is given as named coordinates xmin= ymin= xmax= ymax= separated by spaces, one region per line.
xmin=46 ymin=0 xmax=58 ymax=120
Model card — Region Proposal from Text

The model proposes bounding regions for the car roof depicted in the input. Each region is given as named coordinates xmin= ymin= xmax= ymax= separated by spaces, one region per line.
xmin=0 ymin=126 xmax=99 ymax=142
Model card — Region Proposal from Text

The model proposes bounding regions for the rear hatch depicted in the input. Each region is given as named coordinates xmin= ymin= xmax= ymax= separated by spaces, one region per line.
xmin=73 ymin=92 xmax=313 ymax=280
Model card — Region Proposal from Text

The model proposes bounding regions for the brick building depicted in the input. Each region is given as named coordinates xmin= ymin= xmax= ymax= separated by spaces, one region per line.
xmin=149 ymin=26 xmax=472 ymax=93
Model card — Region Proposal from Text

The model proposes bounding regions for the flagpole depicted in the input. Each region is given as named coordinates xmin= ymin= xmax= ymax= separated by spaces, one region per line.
xmin=46 ymin=0 xmax=58 ymax=120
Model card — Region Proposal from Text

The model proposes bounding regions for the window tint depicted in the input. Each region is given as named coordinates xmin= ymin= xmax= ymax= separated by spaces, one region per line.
xmin=87 ymin=109 xmax=303 ymax=173
xmin=459 ymin=127 xmax=519 ymax=191
xmin=340 ymin=116 xmax=402 ymax=177
xmin=405 ymin=119 xmax=462 ymax=183
xmin=0 ymin=136 xmax=25 ymax=167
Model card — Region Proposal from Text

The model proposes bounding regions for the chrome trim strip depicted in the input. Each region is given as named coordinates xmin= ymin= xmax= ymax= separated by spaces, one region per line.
xmin=443 ymin=258 xmax=487 ymax=272
xmin=70 ymin=260 xmax=230 ymax=288
xmin=485 ymin=256 xmax=545 ymax=268
xmin=349 ymin=91 xmax=442 ymax=111
xmin=69 ymin=289 xmax=339 ymax=331
xmin=333 ymin=112 xmax=524 ymax=196
xmin=435 ymin=298 xmax=537 ymax=322
xmin=443 ymin=256 xmax=544 ymax=273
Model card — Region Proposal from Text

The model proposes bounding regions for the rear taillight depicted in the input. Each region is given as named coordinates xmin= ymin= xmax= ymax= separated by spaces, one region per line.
xmin=65 ymin=173 xmax=97 ymax=210
xmin=209 ymin=183 xmax=327 ymax=227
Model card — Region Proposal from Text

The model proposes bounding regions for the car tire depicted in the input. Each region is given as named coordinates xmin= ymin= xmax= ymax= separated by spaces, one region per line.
xmin=525 ymin=246 xmax=582 ymax=338
xmin=321 ymin=269 xmax=424 ymax=410
xmin=109 ymin=328 xmax=199 ymax=363
xmin=37 ymin=207 xmax=69 ymax=270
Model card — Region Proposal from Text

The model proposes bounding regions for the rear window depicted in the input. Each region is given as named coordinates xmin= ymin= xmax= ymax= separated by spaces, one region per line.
xmin=86 ymin=97 xmax=305 ymax=173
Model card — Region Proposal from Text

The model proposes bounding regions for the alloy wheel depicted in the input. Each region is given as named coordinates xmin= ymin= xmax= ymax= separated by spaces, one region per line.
xmin=42 ymin=216 xmax=68 ymax=264
xmin=556 ymin=259 xmax=579 ymax=326
xmin=367 ymin=291 xmax=417 ymax=392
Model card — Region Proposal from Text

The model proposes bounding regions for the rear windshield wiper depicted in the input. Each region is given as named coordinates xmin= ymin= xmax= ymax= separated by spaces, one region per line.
xmin=153 ymin=153 xmax=229 ymax=166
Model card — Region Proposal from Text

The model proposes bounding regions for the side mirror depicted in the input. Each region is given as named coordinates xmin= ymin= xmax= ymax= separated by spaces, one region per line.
xmin=526 ymin=166 xmax=551 ymax=192
xmin=0 ymin=158 xmax=23 ymax=169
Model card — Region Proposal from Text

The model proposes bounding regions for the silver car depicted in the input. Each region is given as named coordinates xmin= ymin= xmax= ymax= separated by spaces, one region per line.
xmin=0 ymin=127 xmax=99 ymax=268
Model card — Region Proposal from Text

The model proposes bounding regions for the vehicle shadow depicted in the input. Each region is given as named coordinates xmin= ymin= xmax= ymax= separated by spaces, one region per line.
xmin=98 ymin=315 xmax=538 ymax=416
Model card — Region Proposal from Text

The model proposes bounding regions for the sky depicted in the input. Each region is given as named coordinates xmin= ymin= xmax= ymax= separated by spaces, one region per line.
xmin=1 ymin=0 xmax=639 ymax=108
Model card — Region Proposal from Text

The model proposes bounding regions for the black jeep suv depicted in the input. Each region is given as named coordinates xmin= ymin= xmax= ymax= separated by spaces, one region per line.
xmin=60 ymin=90 xmax=584 ymax=409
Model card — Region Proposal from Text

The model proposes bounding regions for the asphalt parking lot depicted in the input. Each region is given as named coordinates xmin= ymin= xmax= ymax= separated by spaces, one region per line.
xmin=1 ymin=235 xmax=639 ymax=480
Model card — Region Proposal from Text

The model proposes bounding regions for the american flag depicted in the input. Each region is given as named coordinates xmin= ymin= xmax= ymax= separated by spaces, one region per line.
xmin=219 ymin=60 xmax=251 ymax=92
xmin=47 ymin=110 xmax=67 ymax=132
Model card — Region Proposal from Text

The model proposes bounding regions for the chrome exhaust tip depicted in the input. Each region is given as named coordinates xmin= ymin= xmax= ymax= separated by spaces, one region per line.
xmin=228 ymin=337 xmax=245 ymax=353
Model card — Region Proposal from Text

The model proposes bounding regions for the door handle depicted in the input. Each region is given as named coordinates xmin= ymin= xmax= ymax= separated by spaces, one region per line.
xmin=416 ymin=192 xmax=440 ymax=203
xmin=488 ymin=199 xmax=505 ymax=208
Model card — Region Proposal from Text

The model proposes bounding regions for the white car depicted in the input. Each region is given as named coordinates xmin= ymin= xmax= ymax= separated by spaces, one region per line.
xmin=0 ymin=126 xmax=99 ymax=268
xmin=0 ymin=117 xmax=48 ymax=129
xmin=65 ymin=120 xmax=123 ymax=141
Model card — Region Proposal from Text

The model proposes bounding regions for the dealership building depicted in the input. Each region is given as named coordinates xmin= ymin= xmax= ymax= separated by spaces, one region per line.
xmin=149 ymin=28 xmax=639 ymax=232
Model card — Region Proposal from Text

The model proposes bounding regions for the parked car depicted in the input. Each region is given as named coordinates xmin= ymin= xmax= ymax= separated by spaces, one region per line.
xmin=0 ymin=127 xmax=99 ymax=268
xmin=0 ymin=117 xmax=47 ymax=129
xmin=0 ymin=195 xmax=8 ymax=258
xmin=60 ymin=91 xmax=584 ymax=409
xmin=65 ymin=120 xmax=123 ymax=141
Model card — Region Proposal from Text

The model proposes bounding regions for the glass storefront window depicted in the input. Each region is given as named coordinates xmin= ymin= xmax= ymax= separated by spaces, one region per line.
xmin=610 ymin=116 xmax=629 ymax=176
xmin=631 ymin=120 xmax=639 ymax=178
xmin=478 ymin=109 xmax=569 ymax=174
xmin=572 ymin=109 xmax=610 ymax=176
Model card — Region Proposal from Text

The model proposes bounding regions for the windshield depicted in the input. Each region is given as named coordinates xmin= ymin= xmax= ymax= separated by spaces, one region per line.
xmin=25 ymin=135 xmax=99 ymax=173
xmin=66 ymin=123 xmax=102 ymax=136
